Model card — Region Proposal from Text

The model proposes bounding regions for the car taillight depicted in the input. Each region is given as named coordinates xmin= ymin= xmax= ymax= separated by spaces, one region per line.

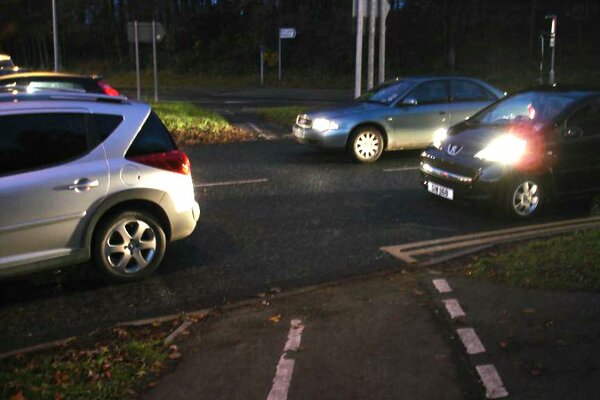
xmin=98 ymin=80 xmax=120 ymax=97
xmin=127 ymin=150 xmax=191 ymax=175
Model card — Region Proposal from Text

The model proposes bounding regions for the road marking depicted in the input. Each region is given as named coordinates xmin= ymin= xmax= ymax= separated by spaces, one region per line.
xmin=476 ymin=364 xmax=509 ymax=399
xmin=432 ymin=278 xmax=452 ymax=293
xmin=456 ymin=328 xmax=486 ymax=354
xmin=383 ymin=166 xmax=419 ymax=172
xmin=443 ymin=299 xmax=466 ymax=319
xmin=267 ymin=319 xmax=305 ymax=400
xmin=382 ymin=216 xmax=600 ymax=264
xmin=247 ymin=122 xmax=263 ymax=134
xmin=195 ymin=178 xmax=269 ymax=188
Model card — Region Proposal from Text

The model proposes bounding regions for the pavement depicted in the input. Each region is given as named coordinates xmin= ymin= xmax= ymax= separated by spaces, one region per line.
xmin=139 ymin=261 xmax=600 ymax=400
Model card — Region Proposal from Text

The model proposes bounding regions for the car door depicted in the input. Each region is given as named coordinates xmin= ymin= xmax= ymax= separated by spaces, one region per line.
xmin=552 ymin=99 xmax=600 ymax=195
xmin=0 ymin=112 xmax=109 ymax=270
xmin=446 ymin=79 xmax=498 ymax=126
xmin=387 ymin=79 xmax=451 ymax=149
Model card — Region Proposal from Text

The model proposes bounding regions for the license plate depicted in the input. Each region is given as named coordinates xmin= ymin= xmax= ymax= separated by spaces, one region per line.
xmin=428 ymin=182 xmax=454 ymax=200
xmin=292 ymin=126 xmax=305 ymax=139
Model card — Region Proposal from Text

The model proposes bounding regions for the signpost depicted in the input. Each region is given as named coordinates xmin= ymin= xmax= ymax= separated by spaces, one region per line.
xmin=278 ymin=27 xmax=296 ymax=81
xmin=127 ymin=21 xmax=166 ymax=100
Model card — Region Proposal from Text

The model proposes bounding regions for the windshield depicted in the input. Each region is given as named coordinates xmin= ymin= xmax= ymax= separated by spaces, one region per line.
xmin=357 ymin=79 xmax=414 ymax=105
xmin=472 ymin=91 xmax=583 ymax=127
xmin=0 ymin=59 xmax=14 ymax=69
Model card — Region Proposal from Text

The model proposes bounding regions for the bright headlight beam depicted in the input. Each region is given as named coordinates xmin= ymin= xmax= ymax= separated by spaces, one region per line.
xmin=432 ymin=128 xmax=448 ymax=149
xmin=312 ymin=118 xmax=339 ymax=132
xmin=474 ymin=134 xmax=527 ymax=164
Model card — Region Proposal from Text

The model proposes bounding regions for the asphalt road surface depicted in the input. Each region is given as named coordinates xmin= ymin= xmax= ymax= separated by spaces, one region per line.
xmin=0 ymin=91 xmax=591 ymax=353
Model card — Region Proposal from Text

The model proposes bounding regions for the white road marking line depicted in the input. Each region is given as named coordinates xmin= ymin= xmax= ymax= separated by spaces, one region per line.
xmin=456 ymin=328 xmax=486 ymax=354
xmin=476 ymin=364 xmax=509 ymax=399
xmin=432 ymin=278 xmax=452 ymax=293
xmin=267 ymin=319 xmax=305 ymax=400
xmin=195 ymin=178 xmax=269 ymax=188
xmin=443 ymin=299 xmax=466 ymax=319
xmin=247 ymin=122 xmax=263 ymax=135
xmin=383 ymin=166 xmax=419 ymax=172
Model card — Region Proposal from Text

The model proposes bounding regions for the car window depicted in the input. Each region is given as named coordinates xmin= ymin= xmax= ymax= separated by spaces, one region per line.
xmin=126 ymin=111 xmax=176 ymax=157
xmin=90 ymin=114 xmax=124 ymax=143
xmin=27 ymin=80 xmax=86 ymax=92
xmin=405 ymin=80 xmax=449 ymax=105
xmin=451 ymin=80 xmax=496 ymax=102
xmin=0 ymin=113 xmax=90 ymax=176
xmin=567 ymin=100 xmax=600 ymax=138
xmin=0 ymin=59 xmax=14 ymax=69
xmin=357 ymin=79 xmax=414 ymax=105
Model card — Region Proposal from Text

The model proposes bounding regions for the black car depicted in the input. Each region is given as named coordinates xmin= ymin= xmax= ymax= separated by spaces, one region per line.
xmin=0 ymin=72 xmax=120 ymax=96
xmin=420 ymin=85 xmax=600 ymax=218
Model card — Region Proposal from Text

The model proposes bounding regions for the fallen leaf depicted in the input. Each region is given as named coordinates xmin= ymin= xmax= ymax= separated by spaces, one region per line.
xmin=10 ymin=392 xmax=26 ymax=400
xmin=268 ymin=314 xmax=282 ymax=323
xmin=147 ymin=382 xmax=157 ymax=388
xmin=270 ymin=287 xmax=282 ymax=294
xmin=168 ymin=352 xmax=182 ymax=360
xmin=257 ymin=293 xmax=267 ymax=298
xmin=523 ymin=308 xmax=536 ymax=314
xmin=499 ymin=341 xmax=508 ymax=349
xmin=414 ymin=290 xmax=425 ymax=296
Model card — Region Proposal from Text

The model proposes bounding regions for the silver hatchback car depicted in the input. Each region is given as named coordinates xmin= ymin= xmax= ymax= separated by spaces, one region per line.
xmin=0 ymin=92 xmax=200 ymax=282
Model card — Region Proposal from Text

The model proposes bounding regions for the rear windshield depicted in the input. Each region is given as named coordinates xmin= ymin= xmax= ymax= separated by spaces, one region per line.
xmin=0 ymin=59 xmax=14 ymax=69
xmin=126 ymin=112 xmax=176 ymax=157
xmin=472 ymin=91 xmax=585 ymax=127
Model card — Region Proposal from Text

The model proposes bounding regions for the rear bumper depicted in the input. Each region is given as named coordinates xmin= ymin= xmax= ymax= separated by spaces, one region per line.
xmin=168 ymin=200 xmax=200 ymax=242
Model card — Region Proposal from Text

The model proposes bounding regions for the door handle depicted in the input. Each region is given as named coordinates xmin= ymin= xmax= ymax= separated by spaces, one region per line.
xmin=68 ymin=178 xmax=99 ymax=192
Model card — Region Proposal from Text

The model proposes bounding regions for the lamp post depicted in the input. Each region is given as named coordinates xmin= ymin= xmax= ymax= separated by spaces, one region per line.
xmin=52 ymin=0 xmax=59 ymax=71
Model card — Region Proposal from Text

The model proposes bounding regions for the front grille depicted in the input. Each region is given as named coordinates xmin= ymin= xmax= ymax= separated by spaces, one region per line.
xmin=427 ymin=157 xmax=479 ymax=180
xmin=296 ymin=114 xmax=312 ymax=129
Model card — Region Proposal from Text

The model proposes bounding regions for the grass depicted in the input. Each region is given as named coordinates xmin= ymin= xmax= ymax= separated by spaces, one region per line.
xmin=152 ymin=102 xmax=254 ymax=145
xmin=0 ymin=325 xmax=171 ymax=400
xmin=256 ymin=106 xmax=309 ymax=128
xmin=467 ymin=229 xmax=600 ymax=291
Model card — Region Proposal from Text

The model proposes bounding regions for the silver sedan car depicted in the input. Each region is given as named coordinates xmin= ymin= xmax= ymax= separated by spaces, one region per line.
xmin=293 ymin=76 xmax=504 ymax=163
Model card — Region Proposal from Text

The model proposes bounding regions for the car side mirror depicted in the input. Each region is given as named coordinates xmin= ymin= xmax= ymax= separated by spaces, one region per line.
xmin=563 ymin=126 xmax=583 ymax=140
xmin=401 ymin=97 xmax=418 ymax=106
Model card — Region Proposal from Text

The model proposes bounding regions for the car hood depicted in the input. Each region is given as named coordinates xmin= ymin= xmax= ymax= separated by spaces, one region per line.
xmin=444 ymin=124 xmax=538 ymax=157
xmin=307 ymin=102 xmax=386 ymax=120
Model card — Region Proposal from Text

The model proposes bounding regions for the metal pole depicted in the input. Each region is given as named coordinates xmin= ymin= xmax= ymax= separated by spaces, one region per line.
xmin=367 ymin=0 xmax=376 ymax=90
xmin=546 ymin=15 xmax=557 ymax=85
xmin=260 ymin=46 xmax=265 ymax=86
xmin=539 ymin=34 xmax=545 ymax=84
xmin=354 ymin=0 xmax=364 ymax=98
xmin=278 ymin=29 xmax=282 ymax=81
xmin=134 ymin=21 xmax=140 ymax=100
xmin=152 ymin=21 xmax=158 ymax=102
xmin=378 ymin=0 xmax=388 ymax=84
xmin=52 ymin=0 xmax=59 ymax=71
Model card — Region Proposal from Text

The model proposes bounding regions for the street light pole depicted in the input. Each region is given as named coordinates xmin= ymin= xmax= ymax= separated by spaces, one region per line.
xmin=52 ymin=0 xmax=59 ymax=71
xmin=546 ymin=15 xmax=557 ymax=85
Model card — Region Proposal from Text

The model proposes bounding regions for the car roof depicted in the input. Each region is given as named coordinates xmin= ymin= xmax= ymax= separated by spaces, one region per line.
xmin=0 ymin=54 xmax=11 ymax=61
xmin=518 ymin=84 xmax=600 ymax=94
xmin=0 ymin=71 xmax=100 ymax=80
xmin=0 ymin=90 xmax=127 ymax=104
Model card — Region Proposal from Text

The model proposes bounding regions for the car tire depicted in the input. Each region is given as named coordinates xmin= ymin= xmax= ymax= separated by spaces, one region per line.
xmin=502 ymin=175 xmax=545 ymax=219
xmin=92 ymin=210 xmax=166 ymax=282
xmin=348 ymin=127 xmax=384 ymax=164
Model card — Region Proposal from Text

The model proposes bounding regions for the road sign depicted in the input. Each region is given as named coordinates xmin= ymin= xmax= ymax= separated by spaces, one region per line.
xmin=279 ymin=28 xmax=296 ymax=39
xmin=127 ymin=22 xmax=166 ymax=43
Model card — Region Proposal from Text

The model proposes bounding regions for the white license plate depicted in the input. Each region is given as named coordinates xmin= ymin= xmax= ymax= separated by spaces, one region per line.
xmin=292 ymin=126 xmax=305 ymax=139
xmin=428 ymin=182 xmax=454 ymax=200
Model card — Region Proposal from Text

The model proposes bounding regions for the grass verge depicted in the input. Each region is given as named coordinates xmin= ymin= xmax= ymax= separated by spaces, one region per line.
xmin=256 ymin=106 xmax=309 ymax=128
xmin=152 ymin=102 xmax=254 ymax=145
xmin=0 ymin=321 xmax=187 ymax=400
xmin=467 ymin=229 xmax=600 ymax=291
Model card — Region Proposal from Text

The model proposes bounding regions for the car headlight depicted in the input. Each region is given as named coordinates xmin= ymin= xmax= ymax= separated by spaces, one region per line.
xmin=312 ymin=118 xmax=339 ymax=132
xmin=432 ymin=128 xmax=448 ymax=149
xmin=474 ymin=134 xmax=527 ymax=164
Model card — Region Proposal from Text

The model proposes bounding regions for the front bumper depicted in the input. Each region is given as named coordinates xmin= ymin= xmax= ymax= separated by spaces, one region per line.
xmin=291 ymin=125 xmax=350 ymax=149
xmin=419 ymin=148 xmax=507 ymax=202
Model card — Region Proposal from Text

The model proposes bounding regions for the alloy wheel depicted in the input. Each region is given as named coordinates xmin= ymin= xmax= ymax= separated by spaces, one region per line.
xmin=511 ymin=181 xmax=540 ymax=217
xmin=354 ymin=131 xmax=381 ymax=161
xmin=104 ymin=219 xmax=157 ymax=274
